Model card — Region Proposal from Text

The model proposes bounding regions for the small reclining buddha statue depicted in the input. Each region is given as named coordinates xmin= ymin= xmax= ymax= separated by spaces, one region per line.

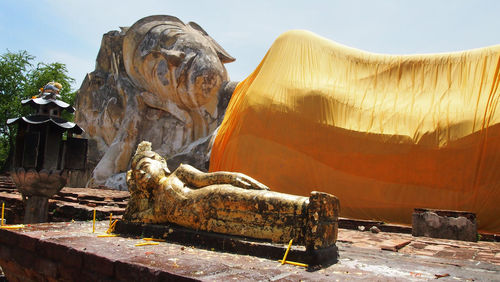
xmin=124 ymin=141 xmax=339 ymax=250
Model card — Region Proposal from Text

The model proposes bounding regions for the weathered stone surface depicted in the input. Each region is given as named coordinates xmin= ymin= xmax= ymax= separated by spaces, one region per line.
xmin=124 ymin=141 xmax=339 ymax=250
xmin=412 ymin=208 xmax=478 ymax=242
xmin=103 ymin=172 xmax=127 ymax=191
xmin=73 ymin=15 xmax=236 ymax=189
xmin=165 ymin=125 xmax=220 ymax=172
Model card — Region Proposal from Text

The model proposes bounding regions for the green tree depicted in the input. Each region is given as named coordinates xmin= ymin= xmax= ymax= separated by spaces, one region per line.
xmin=0 ymin=50 xmax=75 ymax=171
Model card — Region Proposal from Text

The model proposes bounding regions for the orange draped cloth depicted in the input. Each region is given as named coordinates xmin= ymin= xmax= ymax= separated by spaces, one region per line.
xmin=210 ymin=30 xmax=500 ymax=233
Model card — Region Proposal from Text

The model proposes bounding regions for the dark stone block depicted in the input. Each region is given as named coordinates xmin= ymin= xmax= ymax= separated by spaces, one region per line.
xmin=11 ymin=246 xmax=35 ymax=268
xmin=57 ymin=263 xmax=82 ymax=281
xmin=37 ymin=241 xmax=83 ymax=268
xmin=0 ymin=259 xmax=29 ymax=282
xmin=412 ymin=208 xmax=477 ymax=242
xmin=0 ymin=244 xmax=11 ymax=260
xmin=114 ymin=220 xmax=142 ymax=237
xmin=305 ymin=245 xmax=339 ymax=267
xmin=63 ymin=247 xmax=84 ymax=268
xmin=83 ymin=252 xmax=115 ymax=277
xmin=79 ymin=270 xmax=115 ymax=282
xmin=338 ymin=218 xmax=412 ymax=234
xmin=115 ymin=261 xmax=160 ymax=282
xmin=34 ymin=257 xmax=57 ymax=278
xmin=24 ymin=268 xmax=47 ymax=282
xmin=116 ymin=258 xmax=197 ymax=282
xmin=0 ymin=228 xmax=18 ymax=245
xmin=157 ymin=271 xmax=199 ymax=282
xmin=17 ymin=233 xmax=39 ymax=251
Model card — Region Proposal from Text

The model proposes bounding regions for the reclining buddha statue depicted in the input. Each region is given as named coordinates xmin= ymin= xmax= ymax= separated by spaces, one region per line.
xmin=124 ymin=141 xmax=339 ymax=251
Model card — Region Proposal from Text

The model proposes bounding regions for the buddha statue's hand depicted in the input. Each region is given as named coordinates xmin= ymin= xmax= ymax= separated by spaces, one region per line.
xmin=235 ymin=175 xmax=270 ymax=191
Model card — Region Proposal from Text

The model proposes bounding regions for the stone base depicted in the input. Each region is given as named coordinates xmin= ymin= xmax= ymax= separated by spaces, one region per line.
xmin=412 ymin=208 xmax=478 ymax=242
xmin=24 ymin=195 xmax=49 ymax=224
xmin=115 ymin=221 xmax=339 ymax=267
xmin=0 ymin=222 xmax=498 ymax=281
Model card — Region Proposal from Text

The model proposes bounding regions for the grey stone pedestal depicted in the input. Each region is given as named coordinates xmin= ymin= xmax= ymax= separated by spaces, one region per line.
xmin=412 ymin=208 xmax=477 ymax=242
xmin=23 ymin=195 xmax=50 ymax=223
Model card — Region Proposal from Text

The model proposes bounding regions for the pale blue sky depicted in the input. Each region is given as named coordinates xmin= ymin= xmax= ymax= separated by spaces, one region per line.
xmin=1 ymin=0 xmax=499 ymax=90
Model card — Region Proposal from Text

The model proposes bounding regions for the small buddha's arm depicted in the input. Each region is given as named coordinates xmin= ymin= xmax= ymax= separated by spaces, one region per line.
xmin=174 ymin=164 xmax=270 ymax=191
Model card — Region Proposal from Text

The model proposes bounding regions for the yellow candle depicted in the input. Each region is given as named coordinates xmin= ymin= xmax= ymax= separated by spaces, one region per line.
xmin=135 ymin=242 xmax=159 ymax=246
xmin=106 ymin=219 xmax=118 ymax=234
xmin=1 ymin=202 xmax=4 ymax=226
xmin=143 ymin=238 xmax=166 ymax=242
xmin=92 ymin=208 xmax=96 ymax=233
xmin=281 ymin=239 xmax=293 ymax=264
xmin=278 ymin=260 xmax=308 ymax=267
xmin=1 ymin=224 xmax=24 ymax=229
xmin=97 ymin=234 xmax=118 ymax=237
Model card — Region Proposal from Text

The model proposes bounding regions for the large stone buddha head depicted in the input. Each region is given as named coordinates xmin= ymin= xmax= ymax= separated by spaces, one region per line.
xmin=123 ymin=15 xmax=235 ymax=110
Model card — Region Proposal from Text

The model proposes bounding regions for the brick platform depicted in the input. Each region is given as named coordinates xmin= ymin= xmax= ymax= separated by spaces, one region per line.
xmin=337 ymin=229 xmax=500 ymax=265
xmin=0 ymin=174 xmax=129 ymax=224
xmin=0 ymin=222 xmax=498 ymax=281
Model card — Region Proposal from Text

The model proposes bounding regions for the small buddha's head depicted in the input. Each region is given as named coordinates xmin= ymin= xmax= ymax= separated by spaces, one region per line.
xmin=128 ymin=141 xmax=172 ymax=195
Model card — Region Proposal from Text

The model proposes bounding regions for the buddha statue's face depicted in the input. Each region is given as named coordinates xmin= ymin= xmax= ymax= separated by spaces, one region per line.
xmin=123 ymin=15 xmax=235 ymax=110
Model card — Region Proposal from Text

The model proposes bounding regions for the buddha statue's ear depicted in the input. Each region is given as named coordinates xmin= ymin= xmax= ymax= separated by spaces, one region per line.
xmin=187 ymin=21 xmax=236 ymax=64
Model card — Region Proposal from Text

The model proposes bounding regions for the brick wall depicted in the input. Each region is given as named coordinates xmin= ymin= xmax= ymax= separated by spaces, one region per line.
xmin=0 ymin=228 xmax=195 ymax=281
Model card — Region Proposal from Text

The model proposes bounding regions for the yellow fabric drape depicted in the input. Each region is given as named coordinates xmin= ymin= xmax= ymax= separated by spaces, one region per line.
xmin=210 ymin=30 xmax=500 ymax=233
